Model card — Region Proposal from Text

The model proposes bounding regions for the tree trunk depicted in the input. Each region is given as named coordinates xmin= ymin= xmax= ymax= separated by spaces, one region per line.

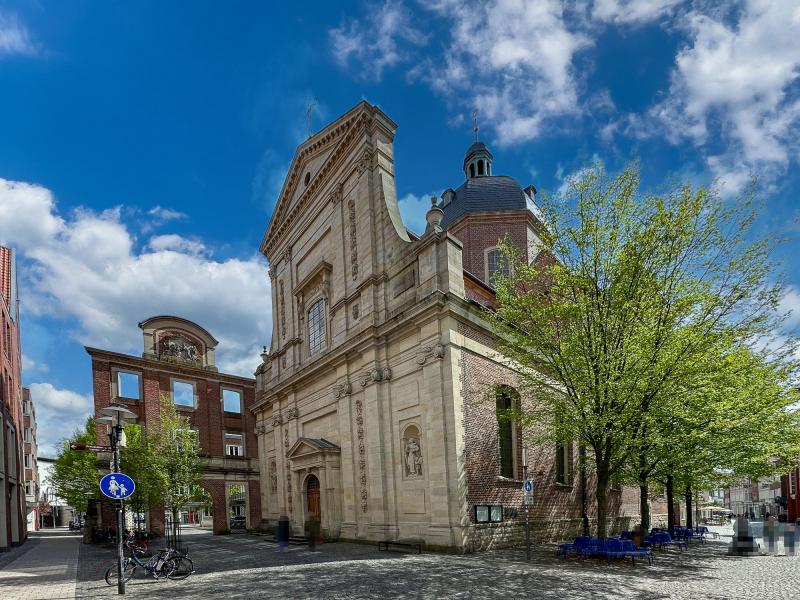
xmin=596 ymin=462 xmax=610 ymax=538
xmin=685 ymin=486 xmax=693 ymax=529
xmin=172 ymin=507 xmax=179 ymax=548
xmin=666 ymin=474 xmax=674 ymax=534
xmin=639 ymin=479 xmax=650 ymax=533
xmin=580 ymin=446 xmax=589 ymax=536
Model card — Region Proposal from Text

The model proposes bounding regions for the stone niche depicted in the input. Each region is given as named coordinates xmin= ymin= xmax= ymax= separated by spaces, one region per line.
xmin=138 ymin=315 xmax=219 ymax=371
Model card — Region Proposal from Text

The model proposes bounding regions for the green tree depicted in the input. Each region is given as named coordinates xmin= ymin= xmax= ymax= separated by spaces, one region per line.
xmin=492 ymin=163 xmax=796 ymax=537
xmin=119 ymin=424 xmax=161 ymax=528
xmin=51 ymin=417 xmax=99 ymax=513
xmin=147 ymin=394 xmax=204 ymax=540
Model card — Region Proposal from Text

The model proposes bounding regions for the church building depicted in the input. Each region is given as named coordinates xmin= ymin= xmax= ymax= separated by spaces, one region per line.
xmin=253 ymin=102 xmax=639 ymax=551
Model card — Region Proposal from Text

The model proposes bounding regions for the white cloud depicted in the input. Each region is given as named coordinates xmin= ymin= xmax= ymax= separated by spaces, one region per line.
xmin=147 ymin=234 xmax=208 ymax=257
xmin=419 ymin=0 xmax=592 ymax=146
xmin=329 ymin=1 xmax=427 ymax=80
xmin=779 ymin=287 xmax=800 ymax=328
xmin=27 ymin=383 xmax=93 ymax=457
xmin=0 ymin=12 xmax=36 ymax=57
xmin=398 ymin=192 xmax=437 ymax=235
xmin=147 ymin=206 xmax=187 ymax=223
xmin=0 ymin=177 xmax=272 ymax=380
xmin=648 ymin=1 xmax=800 ymax=193
xmin=591 ymin=0 xmax=683 ymax=25
xmin=22 ymin=354 xmax=48 ymax=374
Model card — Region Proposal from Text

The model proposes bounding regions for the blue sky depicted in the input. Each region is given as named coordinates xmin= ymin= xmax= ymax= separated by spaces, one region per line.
xmin=1 ymin=0 xmax=799 ymax=456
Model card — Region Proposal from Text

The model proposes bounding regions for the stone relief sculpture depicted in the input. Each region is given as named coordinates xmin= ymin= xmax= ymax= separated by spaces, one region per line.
xmin=403 ymin=426 xmax=423 ymax=478
xmin=269 ymin=461 xmax=278 ymax=494
xmin=159 ymin=334 xmax=201 ymax=364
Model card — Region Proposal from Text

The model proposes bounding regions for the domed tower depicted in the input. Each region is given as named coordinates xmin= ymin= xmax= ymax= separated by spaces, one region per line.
xmin=438 ymin=138 xmax=545 ymax=287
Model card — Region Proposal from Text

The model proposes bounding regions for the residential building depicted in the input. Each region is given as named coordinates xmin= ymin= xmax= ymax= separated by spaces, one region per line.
xmin=251 ymin=102 xmax=640 ymax=551
xmin=87 ymin=316 xmax=259 ymax=535
xmin=37 ymin=457 xmax=74 ymax=527
xmin=22 ymin=387 xmax=39 ymax=531
xmin=0 ymin=246 xmax=25 ymax=548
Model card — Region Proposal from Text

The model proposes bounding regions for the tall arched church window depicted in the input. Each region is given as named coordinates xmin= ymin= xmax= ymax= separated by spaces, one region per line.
xmin=307 ymin=298 xmax=326 ymax=355
xmin=496 ymin=388 xmax=517 ymax=478
xmin=478 ymin=160 xmax=484 ymax=175
xmin=470 ymin=164 xmax=476 ymax=178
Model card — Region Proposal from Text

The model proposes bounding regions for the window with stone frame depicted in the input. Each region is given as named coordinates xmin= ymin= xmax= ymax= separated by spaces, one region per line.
xmin=496 ymin=387 xmax=519 ymax=479
xmin=307 ymin=298 xmax=326 ymax=355
xmin=171 ymin=379 xmax=196 ymax=408
xmin=222 ymin=388 xmax=242 ymax=414
xmin=116 ymin=370 xmax=142 ymax=401
xmin=225 ymin=432 xmax=244 ymax=457
xmin=486 ymin=248 xmax=510 ymax=282
xmin=790 ymin=471 xmax=796 ymax=497
xmin=555 ymin=440 xmax=573 ymax=485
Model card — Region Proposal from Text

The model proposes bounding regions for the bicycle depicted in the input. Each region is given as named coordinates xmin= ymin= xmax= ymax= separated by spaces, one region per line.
xmin=104 ymin=533 xmax=194 ymax=585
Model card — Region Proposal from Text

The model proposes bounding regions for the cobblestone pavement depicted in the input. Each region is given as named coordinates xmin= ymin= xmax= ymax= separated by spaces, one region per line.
xmin=0 ymin=528 xmax=80 ymax=600
xmin=71 ymin=526 xmax=800 ymax=600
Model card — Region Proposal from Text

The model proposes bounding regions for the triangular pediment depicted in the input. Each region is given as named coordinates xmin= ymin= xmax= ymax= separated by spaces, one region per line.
xmin=260 ymin=101 xmax=398 ymax=257
xmin=287 ymin=437 xmax=341 ymax=459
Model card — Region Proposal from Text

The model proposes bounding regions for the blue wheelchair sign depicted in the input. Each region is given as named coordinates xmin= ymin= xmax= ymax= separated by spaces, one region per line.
xmin=100 ymin=473 xmax=135 ymax=500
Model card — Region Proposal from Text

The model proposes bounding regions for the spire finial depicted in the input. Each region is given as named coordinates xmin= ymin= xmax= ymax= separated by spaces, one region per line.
xmin=306 ymin=99 xmax=317 ymax=138
xmin=471 ymin=108 xmax=479 ymax=143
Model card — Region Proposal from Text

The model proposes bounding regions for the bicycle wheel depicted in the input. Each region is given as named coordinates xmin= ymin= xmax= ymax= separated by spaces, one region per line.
xmin=105 ymin=563 xmax=136 ymax=585
xmin=165 ymin=556 xmax=194 ymax=580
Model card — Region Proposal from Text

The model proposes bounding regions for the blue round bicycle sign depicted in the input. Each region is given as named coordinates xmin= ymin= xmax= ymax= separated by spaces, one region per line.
xmin=100 ymin=473 xmax=135 ymax=500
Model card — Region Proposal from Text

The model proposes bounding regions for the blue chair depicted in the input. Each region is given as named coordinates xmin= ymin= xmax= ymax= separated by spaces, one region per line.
xmin=621 ymin=540 xmax=654 ymax=566
xmin=655 ymin=532 xmax=687 ymax=551
xmin=604 ymin=538 xmax=626 ymax=565
xmin=587 ymin=537 xmax=608 ymax=559
xmin=620 ymin=530 xmax=633 ymax=540
xmin=558 ymin=536 xmax=591 ymax=558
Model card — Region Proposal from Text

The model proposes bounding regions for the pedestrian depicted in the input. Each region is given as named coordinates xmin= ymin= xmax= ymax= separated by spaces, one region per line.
xmin=786 ymin=520 xmax=797 ymax=557
xmin=306 ymin=516 xmax=320 ymax=551
xmin=277 ymin=515 xmax=290 ymax=553
xmin=765 ymin=512 xmax=776 ymax=555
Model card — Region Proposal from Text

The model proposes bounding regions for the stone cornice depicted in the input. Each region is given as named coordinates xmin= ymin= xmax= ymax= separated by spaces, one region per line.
xmin=84 ymin=347 xmax=255 ymax=385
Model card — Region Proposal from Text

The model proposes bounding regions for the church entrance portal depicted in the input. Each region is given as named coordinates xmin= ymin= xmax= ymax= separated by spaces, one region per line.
xmin=306 ymin=475 xmax=320 ymax=520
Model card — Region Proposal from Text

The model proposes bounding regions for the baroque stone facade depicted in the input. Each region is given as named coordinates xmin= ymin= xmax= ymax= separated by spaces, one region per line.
xmin=253 ymin=102 xmax=640 ymax=551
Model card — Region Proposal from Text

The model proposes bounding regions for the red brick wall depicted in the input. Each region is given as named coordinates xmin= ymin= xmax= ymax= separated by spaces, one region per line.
xmin=458 ymin=322 xmax=640 ymax=547
xmin=449 ymin=213 xmax=529 ymax=281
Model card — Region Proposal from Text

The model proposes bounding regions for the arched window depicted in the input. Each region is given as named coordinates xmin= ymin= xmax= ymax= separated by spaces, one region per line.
xmin=486 ymin=248 xmax=510 ymax=282
xmin=496 ymin=388 xmax=517 ymax=478
xmin=555 ymin=441 xmax=572 ymax=485
xmin=307 ymin=298 xmax=326 ymax=355
xmin=469 ymin=163 xmax=476 ymax=178
xmin=478 ymin=160 xmax=484 ymax=175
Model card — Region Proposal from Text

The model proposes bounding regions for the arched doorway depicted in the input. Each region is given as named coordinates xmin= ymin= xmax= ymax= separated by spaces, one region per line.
xmin=306 ymin=474 xmax=320 ymax=520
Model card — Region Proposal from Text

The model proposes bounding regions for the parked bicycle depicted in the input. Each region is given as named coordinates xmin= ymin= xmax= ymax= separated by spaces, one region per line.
xmin=104 ymin=532 xmax=194 ymax=585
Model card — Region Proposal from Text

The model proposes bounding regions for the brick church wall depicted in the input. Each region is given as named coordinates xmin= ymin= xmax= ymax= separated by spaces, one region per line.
xmin=457 ymin=322 xmax=640 ymax=549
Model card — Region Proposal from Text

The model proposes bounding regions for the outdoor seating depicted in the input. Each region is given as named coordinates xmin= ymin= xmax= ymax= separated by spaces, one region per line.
xmin=604 ymin=538 xmax=627 ymax=564
xmin=647 ymin=532 xmax=687 ymax=551
xmin=621 ymin=540 xmax=654 ymax=566
xmin=557 ymin=536 xmax=591 ymax=558
xmin=620 ymin=530 xmax=632 ymax=540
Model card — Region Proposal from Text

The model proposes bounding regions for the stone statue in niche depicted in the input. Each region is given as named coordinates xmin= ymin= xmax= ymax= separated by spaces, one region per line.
xmin=269 ymin=462 xmax=278 ymax=494
xmin=403 ymin=431 xmax=423 ymax=478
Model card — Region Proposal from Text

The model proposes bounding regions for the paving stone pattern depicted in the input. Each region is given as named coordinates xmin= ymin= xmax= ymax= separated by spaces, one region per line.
xmin=4 ymin=525 xmax=800 ymax=599
xmin=74 ymin=526 xmax=800 ymax=600
xmin=0 ymin=530 xmax=80 ymax=600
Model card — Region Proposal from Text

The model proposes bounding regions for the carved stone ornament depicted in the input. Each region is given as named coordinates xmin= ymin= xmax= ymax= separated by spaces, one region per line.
xmin=159 ymin=334 xmax=201 ymax=364
xmin=279 ymin=280 xmax=287 ymax=340
xmin=348 ymin=199 xmax=359 ymax=281
xmin=330 ymin=182 xmax=343 ymax=204
xmin=284 ymin=429 xmax=289 ymax=448
xmin=356 ymin=148 xmax=373 ymax=176
xmin=272 ymin=414 xmax=283 ymax=428
xmin=352 ymin=303 xmax=359 ymax=320
xmin=416 ymin=343 xmax=445 ymax=365
xmin=286 ymin=407 xmax=299 ymax=421
xmin=269 ymin=461 xmax=278 ymax=494
xmin=355 ymin=399 xmax=368 ymax=514
xmin=333 ymin=382 xmax=352 ymax=398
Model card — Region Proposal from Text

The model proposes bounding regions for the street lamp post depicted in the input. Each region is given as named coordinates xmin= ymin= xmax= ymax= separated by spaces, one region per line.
xmin=99 ymin=404 xmax=138 ymax=596
xmin=523 ymin=445 xmax=531 ymax=561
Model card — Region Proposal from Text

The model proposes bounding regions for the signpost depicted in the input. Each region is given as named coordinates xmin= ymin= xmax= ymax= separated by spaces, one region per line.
xmin=100 ymin=473 xmax=136 ymax=500
xmin=522 ymin=446 xmax=532 ymax=560
xmin=71 ymin=443 xmax=114 ymax=452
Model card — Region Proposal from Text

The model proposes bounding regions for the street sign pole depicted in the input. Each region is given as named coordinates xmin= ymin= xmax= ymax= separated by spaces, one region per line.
xmin=522 ymin=446 xmax=532 ymax=561
xmin=114 ymin=424 xmax=125 ymax=595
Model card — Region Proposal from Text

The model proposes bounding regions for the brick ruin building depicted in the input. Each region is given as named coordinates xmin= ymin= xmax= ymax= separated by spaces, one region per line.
xmin=88 ymin=316 xmax=259 ymax=535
